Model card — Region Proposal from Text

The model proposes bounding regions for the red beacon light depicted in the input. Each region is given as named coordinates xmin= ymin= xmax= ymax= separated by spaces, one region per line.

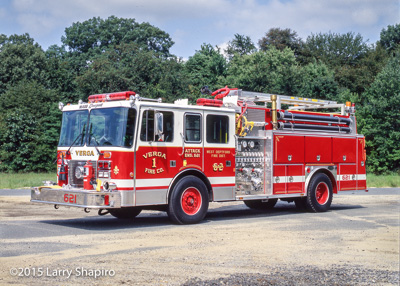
xmin=88 ymin=91 xmax=136 ymax=103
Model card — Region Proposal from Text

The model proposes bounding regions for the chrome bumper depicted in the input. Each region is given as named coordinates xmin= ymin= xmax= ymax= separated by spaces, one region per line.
xmin=31 ymin=187 xmax=121 ymax=209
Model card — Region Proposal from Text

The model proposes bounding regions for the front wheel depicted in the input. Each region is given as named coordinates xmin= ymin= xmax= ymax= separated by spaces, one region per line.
xmin=306 ymin=173 xmax=333 ymax=212
xmin=168 ymin=176 xmax=209 ymax=224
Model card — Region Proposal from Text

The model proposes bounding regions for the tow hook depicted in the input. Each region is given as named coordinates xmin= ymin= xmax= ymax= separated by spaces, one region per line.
xmin=98 ymin=209 xmax=110 ymax=216
xmin=54 ymin=204 xmax=59 ymax=209
xmin=84 ymin=208 xmax=91 ymax=213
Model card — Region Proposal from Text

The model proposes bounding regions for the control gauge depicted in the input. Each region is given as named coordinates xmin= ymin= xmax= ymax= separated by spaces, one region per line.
xmin=249 ymin=141 xmax=255 ymax=149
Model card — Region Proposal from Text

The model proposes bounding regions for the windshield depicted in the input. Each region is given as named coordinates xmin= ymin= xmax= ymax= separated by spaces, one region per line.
xmin=58 ymin=108 xmax=137 ymax=147
xmin=59 ymin=110 xmax=88 ymax=147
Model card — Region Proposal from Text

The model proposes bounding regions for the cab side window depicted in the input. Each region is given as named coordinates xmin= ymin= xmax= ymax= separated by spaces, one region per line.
xmin=158 ymin=111 xmax=174 ymax=142
xmin=206 ymin=115 xmax=229 ymax=143
xmin=140 ymin=110 xmax=174 ymax=142
xmin=185 ymin=114 xmax=201 ymax=143
xmin=140 ymin=110 xmax=154 ymax=141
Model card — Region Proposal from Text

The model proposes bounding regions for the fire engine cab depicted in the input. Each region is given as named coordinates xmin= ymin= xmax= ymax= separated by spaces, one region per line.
xmin=31 ymin=88 xmax=367 ymax=224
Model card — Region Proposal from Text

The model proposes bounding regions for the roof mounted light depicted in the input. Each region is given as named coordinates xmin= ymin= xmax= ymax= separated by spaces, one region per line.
xmin=58 ymin=102 xmax=64 ymax=111
xmin=88 ymin=91 xmax=136 ymax=103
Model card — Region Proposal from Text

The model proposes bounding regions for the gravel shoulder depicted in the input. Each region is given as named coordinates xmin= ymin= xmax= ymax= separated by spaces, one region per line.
xmin=1 ymin=188 xmax=399 ymax=285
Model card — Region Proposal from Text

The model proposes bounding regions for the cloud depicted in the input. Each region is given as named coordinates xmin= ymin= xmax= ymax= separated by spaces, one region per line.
xmin=4 ymin=0 xmax=399 ymax=56
xmin=214 ymin=0 xmax=398 ymax=42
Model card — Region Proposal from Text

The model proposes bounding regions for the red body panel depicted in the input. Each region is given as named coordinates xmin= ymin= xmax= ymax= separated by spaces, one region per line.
xmin=332 ymin=137 xmax=356 ymax=163
xmin=273 ymin=133 xmax=365 ymax=194
xmin=273 ymin=165 xmax=286 ymax=194
xmin=273 ymin=164 xmax=304 ymax=194
xmin=287 ymin=165 xmax=304 ymax=193
xmin=305 ymin=136 xmax=332 ymax=163
xmin=338 ymin=164 xmax=357 ymax=191
xmin=274 ymin=135 xmax=304 ymax=163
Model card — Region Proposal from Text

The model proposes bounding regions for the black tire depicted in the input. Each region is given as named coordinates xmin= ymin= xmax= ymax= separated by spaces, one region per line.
xmin=109 ymin=207 xmax=142 ymax=219
xmin=244 ymin=199 xmax=278 ymax=210
xmin=306 ymin=173 xmax=333 ymax=212
xmin=168 ymin=176 xmax=209 ymax=224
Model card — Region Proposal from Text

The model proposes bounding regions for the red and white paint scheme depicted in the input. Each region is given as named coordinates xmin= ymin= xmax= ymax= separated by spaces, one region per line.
xmin=31 ymin=88 xmax=367 ymax=224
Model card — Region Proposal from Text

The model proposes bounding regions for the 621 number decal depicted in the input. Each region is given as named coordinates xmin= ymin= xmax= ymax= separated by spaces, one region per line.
xmin=64 ymin=193 xmax=77 ymax=203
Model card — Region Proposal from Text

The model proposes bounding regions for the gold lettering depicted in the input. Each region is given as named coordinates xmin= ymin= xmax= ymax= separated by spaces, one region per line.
xmin=145 ymin=168 xmax=156 ymax=174
xmin=74 ymin=150 xmax=95 ymax=156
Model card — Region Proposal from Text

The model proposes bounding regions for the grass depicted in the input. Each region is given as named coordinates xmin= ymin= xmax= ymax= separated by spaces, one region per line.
xmin=0 ymin=172 xmax=398 ymax=189
xmin=0 ymin=173 xmax=57 ymax=189
xmin=366 ymin=174 xmax=400 ymax=188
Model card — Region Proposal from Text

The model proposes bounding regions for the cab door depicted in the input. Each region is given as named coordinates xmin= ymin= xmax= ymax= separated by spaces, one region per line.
xmin=135 ymin=108 xmax=176 ymax=205
xmin=181 ymin=112 xmax=204 ymax=171
xmin=203 ymin=111 xmax=236 ymax=201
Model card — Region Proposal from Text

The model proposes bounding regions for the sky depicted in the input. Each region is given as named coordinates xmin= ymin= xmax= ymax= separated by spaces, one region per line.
xmin=0 ymin=0 xmax=399 ymax=59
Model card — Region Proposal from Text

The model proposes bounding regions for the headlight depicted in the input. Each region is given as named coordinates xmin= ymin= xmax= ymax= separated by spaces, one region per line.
xmin=241 ymin=141 xmax=247 ymax=148
xmin=75 ymin=166 xmax=85 ymax=179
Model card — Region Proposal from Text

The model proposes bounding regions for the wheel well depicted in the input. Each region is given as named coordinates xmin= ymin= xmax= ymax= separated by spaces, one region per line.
xmin=309 ymin=169 xmax=338 ymax=194
xmin=167 ymin=169 xmax=213 ymax=202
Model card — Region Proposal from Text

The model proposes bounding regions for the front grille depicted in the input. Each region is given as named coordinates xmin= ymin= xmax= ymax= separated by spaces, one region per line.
xmin=68 ymin=160 xmax=97 ymax=188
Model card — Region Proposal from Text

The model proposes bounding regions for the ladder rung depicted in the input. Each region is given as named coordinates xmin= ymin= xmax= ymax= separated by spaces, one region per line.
xmin=232 ymin=90 xmax=337 ymax=106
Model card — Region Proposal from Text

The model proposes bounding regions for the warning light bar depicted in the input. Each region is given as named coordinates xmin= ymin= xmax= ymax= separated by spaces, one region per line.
xmin=88 ymin=91 xmax=136 ymax=103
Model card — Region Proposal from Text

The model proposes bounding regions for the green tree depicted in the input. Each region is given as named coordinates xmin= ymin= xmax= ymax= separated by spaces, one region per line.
xmin=75 ymin=43 xmax=186 ymax=102
xmin=258 ymin=28 xmax=302 ymax=55
xmin=380 ymin=23 xmax=400 ymax=53
xmin=303 ymin=32 xmax=369 ymax=66
xmin=62 ymin=16 xmax=174 ymax=57
xmin=184 ymin=44 xmax=227 ymax=99
xmin=225 ymin=34 xmax=256 ymax=59
xmin=225 ymin=47 xmax=298 ymax=94
xmin=294 ymin=61 xmax=340 ymax=100
xmin=334 ymin=44 xmax=389 ymax=96
xmin=0 ymin=33 xmax=48 ymax=94
xmin=0 ymin=81 xmax=61 ymax=172
xmin=302 ymin=32 xmax=373 ymax=95
xmin=45 ymin=44 xmax=79 ymax=103
xmin=358 ymin=54 xmax=400 ymax=174
xmin=57 ymin=16 xmax=177 ymax=102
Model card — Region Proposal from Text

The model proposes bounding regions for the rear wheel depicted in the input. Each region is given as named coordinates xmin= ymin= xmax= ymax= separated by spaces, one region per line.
xmin=244 ymin=199 xmax=278 ymax=210
xmin=306 ymin=173 xmax=333 ymax=212
xmin=109 ymin=207 xmax=142 ymax=219
xmin=168 ymin=176 xmax=209 ymax=224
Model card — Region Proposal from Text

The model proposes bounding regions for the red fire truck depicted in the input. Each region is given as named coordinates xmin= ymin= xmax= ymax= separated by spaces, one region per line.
xmin=31 ymin=87 xmax=367 ymax=224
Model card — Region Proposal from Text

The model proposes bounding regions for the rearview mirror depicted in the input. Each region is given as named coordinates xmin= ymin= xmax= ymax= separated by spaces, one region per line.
xmin=155 ymin=112 xmax=164 ymax=141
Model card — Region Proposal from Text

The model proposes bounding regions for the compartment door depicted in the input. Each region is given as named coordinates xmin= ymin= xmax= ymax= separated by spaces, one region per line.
xmin=338 ymin=164 xmax=357 ymax=191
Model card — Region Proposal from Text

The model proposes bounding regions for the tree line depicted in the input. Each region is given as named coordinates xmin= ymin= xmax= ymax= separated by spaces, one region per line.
xmin=0 ymin=16 xmax=399 ymax=174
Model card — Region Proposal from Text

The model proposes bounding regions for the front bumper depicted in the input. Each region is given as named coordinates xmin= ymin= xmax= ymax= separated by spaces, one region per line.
xmin=31 ymin=186 xmax=121 ymax=209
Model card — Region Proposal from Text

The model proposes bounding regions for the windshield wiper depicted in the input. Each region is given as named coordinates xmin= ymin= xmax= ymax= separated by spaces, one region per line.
xmin=89 ymin=123 xmax=103 ymax=156
xmin=66 ymin=124 xmax=86 ymax=155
